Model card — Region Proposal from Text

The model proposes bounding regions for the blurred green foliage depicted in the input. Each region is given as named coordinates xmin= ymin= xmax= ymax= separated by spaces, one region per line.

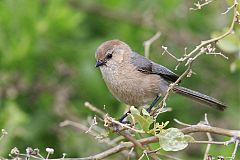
xmin=0 ymin=0 xmax=239 ymax=159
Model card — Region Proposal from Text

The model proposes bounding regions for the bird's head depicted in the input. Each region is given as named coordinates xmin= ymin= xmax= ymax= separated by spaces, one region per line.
xmin=95 ymin=39 xmax=131 ymax=68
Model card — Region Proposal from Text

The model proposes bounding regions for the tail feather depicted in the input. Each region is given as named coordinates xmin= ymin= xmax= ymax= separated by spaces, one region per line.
xmin=173 ymin=86 xmax=227 ymax=111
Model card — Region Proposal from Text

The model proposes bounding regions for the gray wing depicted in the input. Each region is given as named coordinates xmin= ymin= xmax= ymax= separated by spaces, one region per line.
xmin=130 ymin=52 xmax=179 ymax=82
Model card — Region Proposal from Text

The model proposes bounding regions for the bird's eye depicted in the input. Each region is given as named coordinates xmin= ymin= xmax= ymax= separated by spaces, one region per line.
xmin=106 ymin=54 xmax=112 ymax=59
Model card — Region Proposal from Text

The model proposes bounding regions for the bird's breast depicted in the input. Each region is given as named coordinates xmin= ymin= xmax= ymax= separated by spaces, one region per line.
xmin=100 ymin=64 xmax=162 ymax=107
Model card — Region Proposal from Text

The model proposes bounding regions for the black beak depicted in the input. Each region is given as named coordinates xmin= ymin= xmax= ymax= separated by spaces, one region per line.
xmin=95 ymin=60 xmax=105 ymax=67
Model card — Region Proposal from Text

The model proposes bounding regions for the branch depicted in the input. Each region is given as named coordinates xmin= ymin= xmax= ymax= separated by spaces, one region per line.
xmin=118 ymin=131 xmax=144 ymax=150
xmin=104 ymin=116 xmax=144 ymax=133
xmin=190 ymin=0 xmax=215 ymax=11
xmin=84 ymin=101 xmax=106 ymax=117
xmin=203 ymin=114 xmax=213 ymax=160
xmin=119 ymin=131 xmax=160 ymax=160
xmin=152 ymin=0 xmax=239 ymax=116
xmin=183 ymin=0 xmax=238 ymax=65
xmin=76 ymin=124 xmax=240 ymax=160
xmin=144 ymin=32 xmax=161 ymax=59
xmin=230 ymin=139 xmax=239 ymax=160
xmin=181 ymin=125 xmax=239 ymax=138
xmin=161 ymin=46 xmax=179 ymax=61
xmin=12 ymin=116 xmax=240 ymax=160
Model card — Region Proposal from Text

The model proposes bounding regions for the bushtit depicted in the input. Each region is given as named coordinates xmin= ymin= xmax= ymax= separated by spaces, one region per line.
xmin=95 ymin=39 xmax=226 ymax=121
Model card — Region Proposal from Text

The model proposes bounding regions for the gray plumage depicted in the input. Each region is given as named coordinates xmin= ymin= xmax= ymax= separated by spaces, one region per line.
xmin=95 ymin=39 xmax=227 ymax=111
xmin=172 ymin=86 xmax=226 ymax=111
xmin=131 ymin=52 xmax=179 ymax=82
xmin=130 ymin=51 xmax=226 ymax=111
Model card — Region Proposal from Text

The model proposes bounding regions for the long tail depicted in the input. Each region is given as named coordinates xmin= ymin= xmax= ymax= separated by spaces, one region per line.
xmin=173 ymin=86 xmax=227 ymax=111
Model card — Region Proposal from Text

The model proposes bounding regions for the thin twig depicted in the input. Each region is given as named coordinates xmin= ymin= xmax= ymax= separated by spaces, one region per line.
xmin=12 ymin=121 xmax=240 ymax=160
xmin=203 ymin=114 xmax=213 ymax=160
xmin=191 ymin=140 xmax=229 ymax=145
xmin=85 ymin=116 xmax=98 ymax=133
xmin=74 ymin=124 xmax=240 ymax=160
xmin=174 ymin=118 xmax=192 ymax=127
xmin=127 ymin=147 xmax=135 ymax=160
xmin=222 ymin=1 xmax=238 ymax=15
xmin=161 ymin=46 xmax=179 ymax=61
xmin=230 ymin=139 xmax=239 ymax=160
xmin=84 ymin=101 xmax=106 ymax=117
xmin=190 ymin=0 xmax=215 ymax=10
xmin=60 ymin=119 xmax=129 ymax=156
xmin=60 ymin=120 xmax=97 ymax=136
xmin=104 ymin=116 xmax=145 ymax=133
xmin=154 ymin=63 xmax=193 ymax=114
xmin=138 ymin=150 xmax=150 ymax=160
xmin=144 ymin=32 xmax=161 ymax=58
xmin=181 ymin=125 xmax=240 ymax=138
xmin=205 ymin=52 xmax=228 ymax=59
xmin=119 ymin=131 xmax=144 ymax=150
xmin=152 ymin=0 xmax=238 ymax=117
xmin=184 ymin=0 xmax=238 ymax=65
xmin=119 ymin=128 xmax=159 ymax=159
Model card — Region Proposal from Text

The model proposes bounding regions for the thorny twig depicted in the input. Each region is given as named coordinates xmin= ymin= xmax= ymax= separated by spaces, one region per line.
xmin=60 ymin=119 xmax=131 ymax=158
xmin=70 ymin=119 xmax=240 ymax=160
xmin=85 ymin=116 xmax=98 ymax=133
xmin=161 ymin=46 xmax=179 ymax=61
xmin=151 ymin=0 xmax=239 ymax=117
xmin=10 ymin=114 xmax=240 ymax=160
xmin=60 ymin=120 xmax=109 ymax=144
xmin=60 ymin=120 xmax=98 ymax=136
xmin=59 ymin=111 xmax=240 ymax=160
xmin=190 ymin=0 xmax=215 ymax=10
xmin=184 ymin=0 xmax=238 ymax=65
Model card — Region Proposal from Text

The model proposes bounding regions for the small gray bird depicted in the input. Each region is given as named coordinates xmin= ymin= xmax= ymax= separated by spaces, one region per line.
xmin=95 ymin=39 xmax=226 ymax=121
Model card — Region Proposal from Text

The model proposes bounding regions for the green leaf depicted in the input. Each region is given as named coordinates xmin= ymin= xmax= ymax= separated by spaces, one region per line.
xmin=130 ymin=107 xmax=153 ymax=132
xmin=157 ymin=128 xmax=194 ymax=151
xmin=133 ymin=114 xmax=153 ymax=132
xmin=182 ymin=135 xmax=195 ymax=143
